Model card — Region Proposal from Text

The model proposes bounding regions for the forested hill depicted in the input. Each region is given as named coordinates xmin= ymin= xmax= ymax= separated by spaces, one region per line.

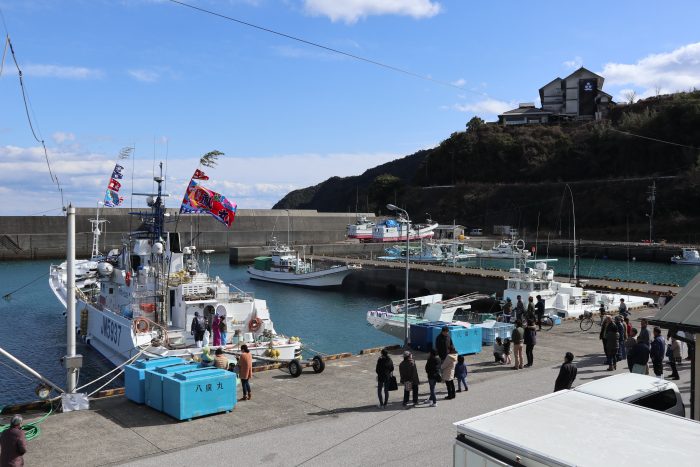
xmin=274 ymin=92 xmax=700 ymax=242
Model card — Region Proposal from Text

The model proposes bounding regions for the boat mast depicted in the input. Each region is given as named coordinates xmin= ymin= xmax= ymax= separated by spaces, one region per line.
xmin=565 ymin=184 xmax=579 ymax=287
xmin=89 ymin=201 xmax=107 ymax=259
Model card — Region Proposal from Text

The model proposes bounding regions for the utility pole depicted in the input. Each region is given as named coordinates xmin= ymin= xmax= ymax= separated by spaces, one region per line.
xmin=647 ymin=181 xmax=656 ymax=243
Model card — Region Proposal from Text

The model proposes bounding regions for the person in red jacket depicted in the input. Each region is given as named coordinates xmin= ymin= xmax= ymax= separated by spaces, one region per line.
xmin=238 ymin=344 xmax=253 ymax=401
xmin=0 ymin=415 xmax=27 ymax=467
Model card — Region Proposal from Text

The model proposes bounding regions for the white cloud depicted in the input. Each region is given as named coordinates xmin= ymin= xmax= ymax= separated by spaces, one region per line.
xmin=0 ymin=144 xmax=401 ymax=215
xmin=52 ymin=132 xmax=75 ymax=144
xmin=303 ymin=0 xmax=442 ymax=23
xmin=128 ymin=69 xmax=160 ymax=82
xmin=563 ymin=56 xmax=583 ymax=70
xmin=452 ymin=98 xmax=514 ymax=117
xmin=22 ymin=64 xmax=102 ymax=79
xmin=600 ymin=42 xmax=700 ymax=96
xmin=451 ymin=78 xmax=466 ymax=87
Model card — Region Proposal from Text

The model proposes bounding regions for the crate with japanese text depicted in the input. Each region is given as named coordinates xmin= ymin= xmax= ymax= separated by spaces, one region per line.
xmin=162 ymin=367 xmax=236 ymax=420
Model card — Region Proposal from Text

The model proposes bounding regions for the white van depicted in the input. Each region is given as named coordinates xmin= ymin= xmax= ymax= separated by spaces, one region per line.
xmin=573 ymin=373 xmax=685 ymax=417
xmin=469 ymin=228 xmax=483 ymax=236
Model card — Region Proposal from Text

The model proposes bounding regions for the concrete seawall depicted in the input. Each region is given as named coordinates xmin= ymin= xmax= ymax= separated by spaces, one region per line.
xmin=0 ymin=209 xmax=375 ymax=260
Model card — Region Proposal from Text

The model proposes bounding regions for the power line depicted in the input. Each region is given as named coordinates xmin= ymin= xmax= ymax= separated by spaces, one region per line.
xmin=609 ymin=128 xmax=699 ymax=150
xmin=166 ymin=0 xmax=487 ymax=97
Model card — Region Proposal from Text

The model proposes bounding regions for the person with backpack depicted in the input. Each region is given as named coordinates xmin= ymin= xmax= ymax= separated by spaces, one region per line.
xmin=191 ymin=311 xmax=205 ymax=348
xmin=219 ymin=315 xmax=228 ymax=346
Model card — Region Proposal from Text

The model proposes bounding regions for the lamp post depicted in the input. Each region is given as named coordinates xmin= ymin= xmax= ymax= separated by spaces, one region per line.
xmin=387 ymin=203 xmax=410 ymax=348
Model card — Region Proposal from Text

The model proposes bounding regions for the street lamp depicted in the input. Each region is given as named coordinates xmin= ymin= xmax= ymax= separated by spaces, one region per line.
xmin=387 ymin=203 xmax=410 ymax=348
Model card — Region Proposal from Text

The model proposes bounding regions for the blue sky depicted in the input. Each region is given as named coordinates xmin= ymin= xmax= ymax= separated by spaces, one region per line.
xmin=1 ymin=0 xmax=700 ymax=215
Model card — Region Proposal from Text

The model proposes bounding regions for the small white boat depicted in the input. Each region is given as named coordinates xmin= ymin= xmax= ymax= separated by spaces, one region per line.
xmin=670 ymin=248 xmax=700 ymax=265
xmin=478 ymin=239 xmax=532 ymax=260
xmin=247 ymin=242 xmax=360 ymax=287
xmin=379 ymin=241 xmax=477 ymax=264
xmin=347 ymin=216 xmax=375 ymax=241
xmin=503 ymin=260 xmax=652 ymax=318
xmin=366 ymin=293 xmax=488 ymax=339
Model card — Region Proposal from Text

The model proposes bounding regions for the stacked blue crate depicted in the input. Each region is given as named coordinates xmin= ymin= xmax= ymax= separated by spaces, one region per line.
xmin=124 ymin=357 xmax=185 ymax=404
xmin=451 ymin=327 xmax=483 ymax=355
xmin=162 ymin=367 xmax=236 ymax=420
xmin=145 ymin=362 xmax=200 ymax=411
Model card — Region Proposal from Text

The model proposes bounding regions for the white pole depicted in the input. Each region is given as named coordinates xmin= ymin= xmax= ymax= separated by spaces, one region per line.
xmin=66 ymin=204 xmax=78 ymax=393
xmin=0 ymin=346 xmax=65 ymax=394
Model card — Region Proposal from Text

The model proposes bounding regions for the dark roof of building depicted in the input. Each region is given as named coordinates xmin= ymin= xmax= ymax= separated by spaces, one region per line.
xmin=499 ymin=106 xmax=552 ymax=117
xmin=564 ymin=66 xmax=605 ymax=86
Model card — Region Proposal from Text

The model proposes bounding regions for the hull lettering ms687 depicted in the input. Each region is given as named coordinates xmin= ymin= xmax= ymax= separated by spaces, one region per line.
xmin=101 ymin=316 xmax=122 ymax=345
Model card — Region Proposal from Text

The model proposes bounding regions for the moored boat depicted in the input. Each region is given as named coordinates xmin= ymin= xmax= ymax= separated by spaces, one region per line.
xmin=670 ymin=248 xmax=700 ymax=265
xmin=371 ymin=218 xmax=439 ymax=243
xmin=478 ymin=239 xmax=532 ymax=259
xmin=347 ymin=216 xmax=375 ymax=241
xmin=49 ymin=169 xmax=301 ymax=366
xmin=247 ymin=242 xmax=360 ymax=287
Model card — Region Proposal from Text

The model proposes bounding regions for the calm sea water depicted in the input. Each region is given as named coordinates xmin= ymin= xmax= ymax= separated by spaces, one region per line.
xmin=1 ymin=254 xmax=698 ymax=405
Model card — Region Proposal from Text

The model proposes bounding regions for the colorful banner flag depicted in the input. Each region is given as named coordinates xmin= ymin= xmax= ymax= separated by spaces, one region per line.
xmin=103 ymin=162 xmax=126 ymax=207
xmin=180 ymin=180 xmax=236 ymax=228
xmin=192 ymin=169 xmax=209 ymax=180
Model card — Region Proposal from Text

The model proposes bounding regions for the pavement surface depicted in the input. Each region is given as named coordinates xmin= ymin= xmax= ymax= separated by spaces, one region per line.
xmin=18 ymin=309 xmax=692 ymax=467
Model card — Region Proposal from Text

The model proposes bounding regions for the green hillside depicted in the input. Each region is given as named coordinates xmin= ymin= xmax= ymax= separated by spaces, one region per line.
xmin=274 ymin=91 xmax=700 ymax=243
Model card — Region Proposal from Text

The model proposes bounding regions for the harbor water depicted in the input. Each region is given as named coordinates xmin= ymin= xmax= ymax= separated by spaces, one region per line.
xmin=1 ymin=254 xmax=698 ymax=406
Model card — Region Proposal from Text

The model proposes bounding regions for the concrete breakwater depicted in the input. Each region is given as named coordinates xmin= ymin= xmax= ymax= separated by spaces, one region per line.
xmin=0 ymin=208 xmax=374 ymax=260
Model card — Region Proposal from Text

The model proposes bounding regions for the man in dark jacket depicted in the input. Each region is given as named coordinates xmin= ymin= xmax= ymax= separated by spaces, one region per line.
xmin=650 ymin=326 xmax=666 ymax=377
xmin=514 ymin=296 xmax=525 ymax=322
xmin=638 ymin=318 xmax=651 ymax=345
xmin=629 ymin=339 xmax=650 ymax=374
xmin=511 ymin=320 xmax=525 ymax=369
xmin=554 ymin=352 xmax=577 ymax=391
xmin=0 ymin=415 xmax=27 ymax=467
xmin=399 ymin=351 xmax=420 ymax=407
xmin=375 ymin=348 xmax=394 ymax=408
xmin=535 ymin=295 xmax=545 ymax=330
xmin=524 ymin=320 xmax=537 ymax=367
xmin=191 ymin=311 xmax=205 ymax=348
xmin=423 ymin=349 xmax=442 ymax=407
xmin=435 ymin=326 xmax=452 ymax=362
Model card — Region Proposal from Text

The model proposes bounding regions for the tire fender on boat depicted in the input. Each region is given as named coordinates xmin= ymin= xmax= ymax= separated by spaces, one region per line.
xmin=249 ymin=317 xmax=263 ymax=332
xmin=134 ymin=317 xmax=150 ymax=334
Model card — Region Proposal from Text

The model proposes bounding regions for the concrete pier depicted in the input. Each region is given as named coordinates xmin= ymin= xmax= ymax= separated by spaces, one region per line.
xmin=10 ymin=311 xmax=691 ymax=466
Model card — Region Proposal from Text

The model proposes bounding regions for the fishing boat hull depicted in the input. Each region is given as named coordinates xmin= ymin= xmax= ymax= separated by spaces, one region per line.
xmin=247 ymin=265 xmax=358 ymax=287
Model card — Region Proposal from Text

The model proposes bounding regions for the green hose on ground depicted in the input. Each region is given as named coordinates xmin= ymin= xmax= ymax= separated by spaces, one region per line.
xmin=0 ymin=404 xmax=53 ymax=442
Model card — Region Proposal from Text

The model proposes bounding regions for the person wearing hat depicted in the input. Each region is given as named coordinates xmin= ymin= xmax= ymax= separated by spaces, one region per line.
xmin=0 ymin=414 xmax=27 ymax=466
xmin=191 ymin=311 xmax=206 ymax=348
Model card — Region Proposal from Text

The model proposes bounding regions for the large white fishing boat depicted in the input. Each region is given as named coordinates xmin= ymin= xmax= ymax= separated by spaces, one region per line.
xmin=371 ymin=218 xmax=439 ymax=243
xmin=379 ymin=241 xmax=477 ymax=264
xmin=478 ymin=239 xmax=532 ymax=260
xmin=670 ymin=248 xmax=700 ymax=265
xmin=247 ymin=242 xmax=360 ymax=287
xmin=503 ymin=260 xmax=652 ymax=318
xmin=346 ymin=216 xmax=375 ymax=241
xmin=366 ymin=293 xmax=488 ymax=339
xmin=49 ymin=172 xmax=301 ymax=366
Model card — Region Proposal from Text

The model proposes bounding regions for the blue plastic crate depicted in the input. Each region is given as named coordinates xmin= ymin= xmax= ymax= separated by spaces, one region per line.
xmin=409 ymin=322 xmax=433 ymax=352
xmin=162 ymin=367 xmax=236 ymax=420
xmin=124 ymin=357 xmax=185 ymax=404
xmin=145 ymin=362 xmax=200 ymax=411
xmin=477 ymin=323 xmax=515 ymax=345
xmin=451 ymin=327 xmax=482 ymax=355
xmin=551 ymin=315 xmax=562 ymax=325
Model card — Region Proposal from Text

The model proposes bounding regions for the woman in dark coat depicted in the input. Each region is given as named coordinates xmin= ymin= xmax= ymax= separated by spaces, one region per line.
xmin=604 ymin=316 xmax=620 ymax=370
xmin=424 ymin=348 xmax=442 ymax=407
xmin=399 ymin=351 xmax=420 ymax=407
xmin=524 ymin=319 xmax=537 ymax=367
xmin=375 ymin=348 xmax=394 ymax=408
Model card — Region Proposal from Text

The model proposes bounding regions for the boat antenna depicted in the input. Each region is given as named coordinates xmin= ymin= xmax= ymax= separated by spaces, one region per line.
xmin=564 ymin=184 xmax=578 ymax=287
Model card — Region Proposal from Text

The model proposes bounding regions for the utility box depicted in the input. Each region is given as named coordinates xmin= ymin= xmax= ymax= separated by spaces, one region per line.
xmin=162 ymin=367 xmax=236 ymax=420
xmin=145 ymin=362 xmax=200 ymax=411
xmin=124 ymin=357 xmax=185 ymax=404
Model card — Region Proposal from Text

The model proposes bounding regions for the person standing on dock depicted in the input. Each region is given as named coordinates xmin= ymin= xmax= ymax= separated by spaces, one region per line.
xmin=375 ymin=348 xmax=395 ymax=408
xmin=514 ymin=296 xmax=525 ymax=322
xmin=441 ymin=347 xmax=457 ymax=400
xmin=501 ymin=298 xmax=512 ymax=323
xmin=625 ymin=328 xmax=638 ymax=371
xmin=191 ymin=311 xmax=205 ymax=348
xmin=638 ymin=318 xmax=651 ymax=345
xmin=525 ymin=297 xmax=535 ymax=323
xmin=238 ymin=344 xmax=253 ymax=401
xmin=511 ymin=320 xmax=524 ymax=370
xmin=553 ymin=352 xmax=577 ymax=392
xmin=455 ymin=355 xmax=468 ymax=392
xmin=219 ymin=316 xmax=228 ymax=346
xmin=424 ymin=349 xmax=441 ymax=407
xmin=650 ymin=327 xmax=666 ymax=377
xmin=535 ymin=295 xmax=545 ymax=331
xmin=436 ymin=326 xmax=452 ymax=362
xmin=618 ymin=298 xmax=628 ymax=318
xmin=212 ymin=313 xmax=221 ymax=347
xmin=666 ymin=334 xmax=681 ymax=380
xmin=524 ymin=320 xmax=537 ymax=368
xmin=0 ymin=415 xmax=27 ymax=467
xmin=399 ymin=351 xmax=420 ymax=407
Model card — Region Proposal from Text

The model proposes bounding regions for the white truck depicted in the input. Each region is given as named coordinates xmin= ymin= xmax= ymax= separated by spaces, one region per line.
xmin=454 ymin=390 xmax=699 ymax=466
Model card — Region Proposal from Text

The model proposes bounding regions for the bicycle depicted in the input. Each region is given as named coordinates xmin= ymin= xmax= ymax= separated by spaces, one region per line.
xmin=540 ymin=313 xmax=555 ymax=331
xmin=579 ymin=309 xmax=608 ymax=331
